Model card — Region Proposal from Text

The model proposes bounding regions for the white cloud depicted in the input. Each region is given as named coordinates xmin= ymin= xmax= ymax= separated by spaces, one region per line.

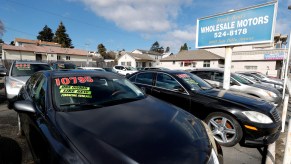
xmin=78 ymin=0 xmax=191 ymax=33
xmin=160 ymin=26 xmax=196 ymax=53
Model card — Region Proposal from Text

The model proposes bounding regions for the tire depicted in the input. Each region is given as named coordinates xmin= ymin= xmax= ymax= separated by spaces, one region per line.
xmin=0 ymin=136 xmax=22 ymax=164
xmin=205 ymin=112 xmax=243 ymax=147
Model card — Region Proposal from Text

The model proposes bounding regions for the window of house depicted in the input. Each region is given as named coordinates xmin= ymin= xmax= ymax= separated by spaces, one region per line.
xmin=66 ymin=56 xmax=70 ymax=60
xmin=245 ymin=66 xmax=258 ymax=70
xmin=192 ymin=62 xmax=196 ymax=67
xmin=203 ymin=60 xmax=210 ymax=67
xmin=121 ymin=62 xmax=125 ymax=65
xmin=180 ymin=62 xmax=183 ymax=67
xmin=57 ymin=55 xmax=61 ymax=60
xmin=172 ymin=61 xmax=176 ymax=65
xmin=127 ymin=62 xmax=131 ymax=66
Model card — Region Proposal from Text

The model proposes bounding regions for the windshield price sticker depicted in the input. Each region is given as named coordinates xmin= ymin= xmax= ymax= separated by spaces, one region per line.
xmin=61 ymin=93 xmax=92 ymax=98
xmin=16 ymin=64 xmax=31 ymax=70
xmin=60 ymin=89 xmax=91 ymax=94
xmin=177 ymin=74 xmax=190 ymax=78
xmin=55 ymin=76 xmax=93 ymax=86
xmin=59 ymin=85 xmax=90 ymax=90
xmin=58 ymin=85 xmax=93 ymax=98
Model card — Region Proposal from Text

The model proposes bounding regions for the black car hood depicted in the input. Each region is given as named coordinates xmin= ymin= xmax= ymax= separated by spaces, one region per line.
xmin=199 ymin=88 xmax=274 ymax=113
xmin=56 ymin=96 xmax=211 ymax=164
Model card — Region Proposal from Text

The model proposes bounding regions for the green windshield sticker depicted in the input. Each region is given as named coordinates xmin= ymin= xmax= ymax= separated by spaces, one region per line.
xmin=61 ymin=93 xmax=92 ymax=98
xmin=185 ymin=79 xmax=199 ymax=85
xmin=59 ymin=85 xmax=92 ymax=98
xmin=59 ymin=85 xmax=90 ymax=90
xmin=60 ymin=89 xmax=91 ymax=94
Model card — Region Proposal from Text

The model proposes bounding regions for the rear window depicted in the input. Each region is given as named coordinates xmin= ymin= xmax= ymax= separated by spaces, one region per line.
xmin=11 ymin=63 xmax=51 ymax=77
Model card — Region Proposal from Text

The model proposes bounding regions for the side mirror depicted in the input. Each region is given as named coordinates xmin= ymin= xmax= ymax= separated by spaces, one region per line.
xmin=0 ymin=71 xmax=6 ymax=77
xmin=211 ymin=84 xmax=220 ymax=88
xmin=14 ymin=100 xmax=35 ymax=113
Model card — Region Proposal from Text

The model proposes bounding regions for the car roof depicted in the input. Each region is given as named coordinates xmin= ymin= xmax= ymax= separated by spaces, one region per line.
xmin=136 ymin=69 xmax=190 ymax=74
xmin=190 ymin=68 xmax=225 ymax=72
xmin=44 ymin=69 xmax=118 ymax=78
xmin=14 ymin=60 xmax=49 ymax=65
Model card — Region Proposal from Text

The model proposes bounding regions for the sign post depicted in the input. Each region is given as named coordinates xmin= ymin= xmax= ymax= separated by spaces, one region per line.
xmin=196 ymin=1 xmax=277 ymax=89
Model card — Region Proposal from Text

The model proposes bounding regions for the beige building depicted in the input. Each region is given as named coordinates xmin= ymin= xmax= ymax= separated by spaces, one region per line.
xmin=159 ymin=49 xmax=224 ymax=70
xmin=2 ymin=38 xmax=92 ymax=63
xmin=206 ymin=45 xmax=287 ymax=77
xmin=117 ymin=52 xmax=155 ymax=67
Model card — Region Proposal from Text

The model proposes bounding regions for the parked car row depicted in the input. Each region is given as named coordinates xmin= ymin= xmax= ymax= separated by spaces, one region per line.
xmin=1 ymin=66 xmax=223 ymax=163
xmin=0 ymin=61 xmax=283 ymax=163
xmin=190 ymin=68 xmax=282 ymax=106
xmin=127 ymin=69 xmax=282 ymax=148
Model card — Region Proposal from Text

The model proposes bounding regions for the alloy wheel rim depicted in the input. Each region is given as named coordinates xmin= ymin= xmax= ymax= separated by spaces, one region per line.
xmin=208 ymin=116 xmax=237 ymax=144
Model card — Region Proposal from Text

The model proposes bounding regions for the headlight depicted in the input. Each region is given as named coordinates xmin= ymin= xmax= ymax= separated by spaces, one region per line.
xmin=207 ymin=149 xmax=220 ymax=164
xmin=267 ymin=91 xmax=277 ymax=98
xmin=9 ymin=80 xmax=23 ymax=88
xmin=242 ymin=111 xmax=273 ymax=124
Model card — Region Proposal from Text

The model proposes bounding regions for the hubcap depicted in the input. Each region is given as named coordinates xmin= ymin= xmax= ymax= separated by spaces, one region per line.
xmin=208 ymin=116 xmax=236 ymax=144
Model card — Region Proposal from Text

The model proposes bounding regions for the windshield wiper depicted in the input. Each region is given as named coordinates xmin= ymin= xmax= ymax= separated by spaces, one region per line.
xmin=99 ymin=97 xmax=142 ymax=106
xmin=60 ymin=102 xmax=103 ymax=108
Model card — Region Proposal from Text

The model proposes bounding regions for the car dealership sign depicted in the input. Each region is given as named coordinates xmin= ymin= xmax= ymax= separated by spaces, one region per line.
xmin=196 ymin=2 xmax=277 ymax=48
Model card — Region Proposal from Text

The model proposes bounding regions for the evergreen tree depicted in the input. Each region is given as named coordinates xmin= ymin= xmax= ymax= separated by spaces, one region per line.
xmin=53 ymin=22 xmax=73 ymax=48
xmin=10 ymin=41 xmax=15 ymax=46
xmin=150 ymin=41 xmax=160 ymax=52
xmin=0 ymin=20 xmax=4 ymax=37
xmin=97 ymin=44 xmax=107 ymax=58
xmin=179 ymin=43 xmax=189 ymax=52
xmin=37 ymin=25 xmax=54 ymax=42
xmin=165 ymin=46 xmax=170 ymax=53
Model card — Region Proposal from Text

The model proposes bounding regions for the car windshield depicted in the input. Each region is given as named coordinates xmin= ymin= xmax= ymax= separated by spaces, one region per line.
xmin=11 ymin=63 xmax=51 ymax=77
xmin=125 ymin=66 xmax=137 ymax=71
xmin=55 ymin=63 xmax=76 ymax=69
xmin=173 ymin=72 xmax=213 ymax=90
xmin=253 ymin=72 xmax=267 ymax=78
xmin=237 ymin=74 xmax=255 ymax=84
xmin=53 ymin=75 xmax=145 ymax=111
xmin=232 ymin=73 xmax=252 ymax=85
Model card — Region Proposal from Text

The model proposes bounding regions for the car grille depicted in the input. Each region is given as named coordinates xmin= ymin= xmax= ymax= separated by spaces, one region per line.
xmin=270 ymin=107 xmax=281 ymax=122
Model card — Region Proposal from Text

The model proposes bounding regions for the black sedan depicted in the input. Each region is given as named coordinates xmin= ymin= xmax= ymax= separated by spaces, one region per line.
xmin=13 ymin=70 xmax=222 ymax=164
xmin=127 ymin=70 xmax=281 ymax=147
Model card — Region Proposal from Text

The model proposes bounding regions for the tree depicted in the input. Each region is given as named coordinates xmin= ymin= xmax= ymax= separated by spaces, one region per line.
xmin=157 ymin=46 xmax=164 ymax=53
xmin=53 ymin=22 xmax=73 ymax=48
xmin=150 ymin=41 xmax=160 ymax=52
xmin=0 ymin=20 xmax=5 ymax=37
xmin=97 ymin=44 xmax=107 ymax=58
xmin=165 ymin=46 xmax=170 ymax=53
xmin=179 ymin=43 xmax=188 ymax=52
xmin=37 ymin=25 xmax=54 ymax=42
xmin=0 ymin=39 xmax=4 ymax=43
xmin=10 ymin=41 xmax=15 ymax=46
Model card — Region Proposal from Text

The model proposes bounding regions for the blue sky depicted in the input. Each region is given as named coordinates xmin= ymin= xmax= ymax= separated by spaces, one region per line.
xmin=0 ymin=0 xmax=290 ymax=53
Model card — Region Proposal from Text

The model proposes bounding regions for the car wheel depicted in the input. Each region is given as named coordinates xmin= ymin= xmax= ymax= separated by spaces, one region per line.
xmin=0 ymin=136 xmax=22 ymax=164
xmin=205 ymin=112 xmax=243 ymax=147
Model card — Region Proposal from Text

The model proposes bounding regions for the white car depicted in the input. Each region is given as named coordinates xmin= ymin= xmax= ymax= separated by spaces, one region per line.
xmin=113 ymin=65 xmax=137 ymax=76
xmin=77 ymin=67 xmax=105 ymax=72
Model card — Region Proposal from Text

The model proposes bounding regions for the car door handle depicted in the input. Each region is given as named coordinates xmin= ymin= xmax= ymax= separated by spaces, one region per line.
xmin=153 ymin=89 xmax=160 ymax=93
